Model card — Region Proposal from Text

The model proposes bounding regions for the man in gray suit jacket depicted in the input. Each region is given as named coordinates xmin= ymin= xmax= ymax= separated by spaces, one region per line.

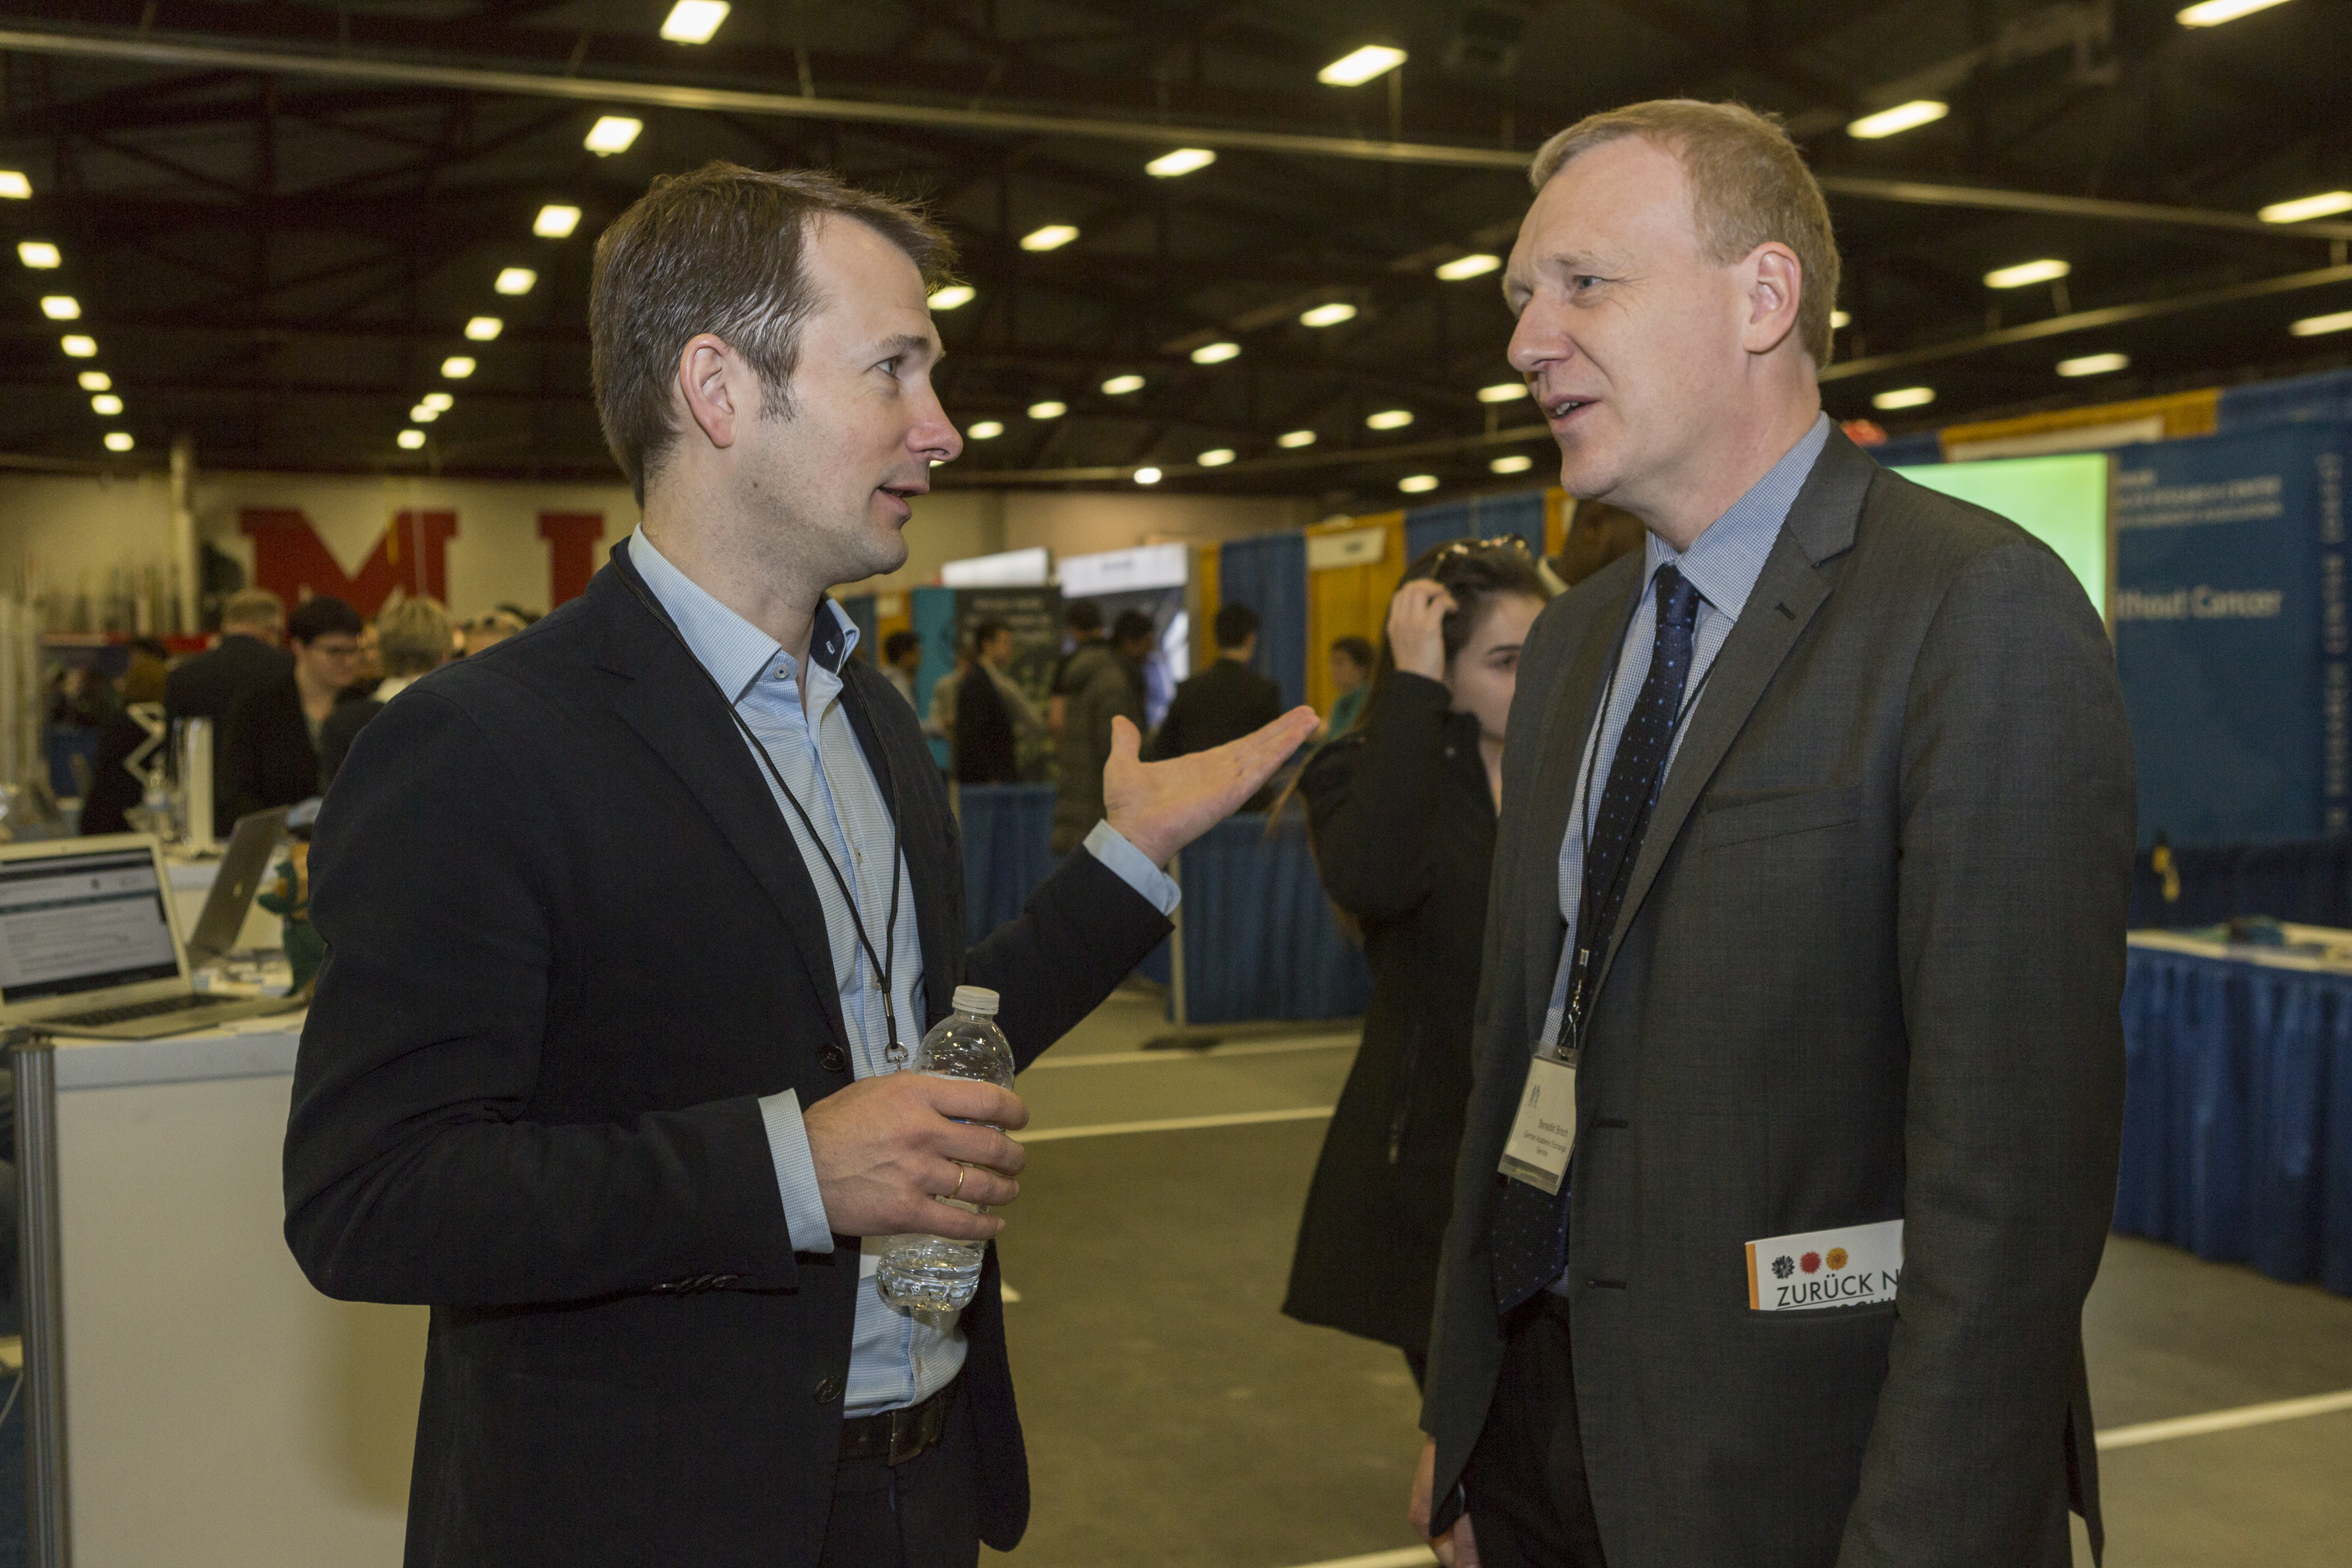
xmin=1409 ymin=101 xmax=2132 ymax=1568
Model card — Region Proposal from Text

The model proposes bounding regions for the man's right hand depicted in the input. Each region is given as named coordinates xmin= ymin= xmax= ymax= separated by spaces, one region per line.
xmin=803 ymin=1073 xmax=1028 ymax=1239
xmin=1410 ymin=1436 xmax=1482 ymax=1567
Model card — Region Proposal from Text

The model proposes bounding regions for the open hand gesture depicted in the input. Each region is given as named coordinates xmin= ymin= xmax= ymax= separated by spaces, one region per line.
xmin=1102 ymin=706 xmax=1320 ymax=867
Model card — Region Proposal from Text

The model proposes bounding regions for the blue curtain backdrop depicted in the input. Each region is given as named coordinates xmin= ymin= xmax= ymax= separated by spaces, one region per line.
xmin=2117 ymin=945 xmax=2352 ymax=1296
xmin=2129 ymin=837 xmax=2352 ymax=929
xmin=956 ymin=783 xmax=1170 ymax=985
xmin=1403 ymin=491 xmax=1548 ymax=565
xmin=1175 ymin=808 xmax=1371 ymax=1024
xmin=911 ymin=586 xmax=958 ymax=772
xmin=1218 ymin=533 xmax=1309 ymax=710
xmin=2217 ymin=367 xmax=2352 ymax=432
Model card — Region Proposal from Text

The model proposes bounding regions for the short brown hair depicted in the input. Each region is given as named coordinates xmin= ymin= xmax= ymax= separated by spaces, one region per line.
xmin=590 ymin=162 xmax=958 ymax=503
xmin=221 ymin=587 xmax=283 ymax=630
xmin=1529 ymin=101 xmax=1840 ymax=367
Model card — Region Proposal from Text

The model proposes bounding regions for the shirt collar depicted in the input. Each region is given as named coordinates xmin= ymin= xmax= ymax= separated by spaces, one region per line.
xmin=628 ymin=526 xmax=860 ymax=701
xmin=1642 ymin=411 xmax=1833 ymax=623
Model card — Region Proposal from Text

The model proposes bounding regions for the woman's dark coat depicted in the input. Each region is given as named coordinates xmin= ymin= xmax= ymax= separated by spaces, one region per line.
xmin=1282 ymin=672 xmax=1497 ymax=1361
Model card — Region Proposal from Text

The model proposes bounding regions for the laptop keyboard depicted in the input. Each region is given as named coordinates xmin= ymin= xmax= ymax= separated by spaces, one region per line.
xmin=46 ymin=992 xmax=244 ymax=1028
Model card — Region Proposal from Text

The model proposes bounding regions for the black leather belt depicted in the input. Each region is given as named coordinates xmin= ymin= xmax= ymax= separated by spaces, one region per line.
xmin=839 ymin=1377 xmax=959 ymax=1467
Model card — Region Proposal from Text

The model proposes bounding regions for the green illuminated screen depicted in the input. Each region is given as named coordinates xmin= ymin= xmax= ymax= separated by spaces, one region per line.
xmin=1891 ymin=453 xmax=2112 ymax=617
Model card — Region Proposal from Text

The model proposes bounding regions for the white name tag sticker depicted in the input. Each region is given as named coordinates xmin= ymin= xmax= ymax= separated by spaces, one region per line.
xmin=1744 ymin=1218 xmax=1904 ymax=1313
xmin=1498 ymin=1054 xmax=1578 ymax=1195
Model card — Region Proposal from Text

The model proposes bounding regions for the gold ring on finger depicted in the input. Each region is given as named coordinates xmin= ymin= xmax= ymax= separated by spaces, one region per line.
xmin=951 ymin=1164 xmax=969 ymax=1201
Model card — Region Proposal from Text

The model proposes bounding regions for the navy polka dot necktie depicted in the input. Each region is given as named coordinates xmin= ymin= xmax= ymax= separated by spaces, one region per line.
xmin=1492 ymin=564 xmax=1703 ymax=1313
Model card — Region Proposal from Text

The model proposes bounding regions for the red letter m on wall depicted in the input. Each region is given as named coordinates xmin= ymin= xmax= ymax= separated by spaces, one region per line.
xmin=239 ymin=509 xmax=456 ymax=617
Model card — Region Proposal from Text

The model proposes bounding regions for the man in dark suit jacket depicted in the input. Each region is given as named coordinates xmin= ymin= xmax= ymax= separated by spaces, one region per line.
xmin=282 ymin=162 xmax=1313 ymax=1568
xmin=1411 ymin=102 xmax=2131 ymax=1568
xmin=1151 ymin=600 xmax=1284 ymax=770
xmin=165 ymin=587 xmax=293 ymax=836
xmin=221 ymin=594 xmax=365 ymax=823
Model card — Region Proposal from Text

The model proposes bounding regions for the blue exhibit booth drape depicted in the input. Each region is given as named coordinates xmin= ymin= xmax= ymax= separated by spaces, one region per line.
xmin=1217 ymin=534 xmax=1309 ymax=710
xmin=1173 ymin=808 xmax=1370 ymax=1024
xmin=1403 ymin=492 xmax=1547 ymax=565
xmin=2129 ymin=836 xmax=2352 ymax=930
xmin=2117 ymin=941 xmax=2352 ymax=1296
xmin=956 ymin=783 xmax=1170 ymax=986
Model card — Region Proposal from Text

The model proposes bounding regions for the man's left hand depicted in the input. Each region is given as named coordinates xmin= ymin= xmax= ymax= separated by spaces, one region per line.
xmin=1103 ymin=707 xmax=1319 ymax=868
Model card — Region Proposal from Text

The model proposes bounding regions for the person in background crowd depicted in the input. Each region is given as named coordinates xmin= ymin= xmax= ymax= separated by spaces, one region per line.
xmin=79 ymin=637 xmax=172 ymax=836
xmin=1324 ymin=634 xmax=1375 ymax=738
xmin=926 ymin=634 xmax=971 ymax=751
xmin=1047 ymin=598 xmax=1105 ymax=740
xmin=1151 ymin=601 xmax=1283 ymax=762
xmin=1548 ymin=497 xmax=1647 ymax=588
xmin=952 ymin=618 xmax=1045 ymax=784
xmin=319 ymin=596 xmax=455 ymax=791
xmin=1284 ymin=540 xmax=1552 ymax=1388
xmin=221 ymin=595 xmax=364 ymax=823
xmin=459 ymin=608 xmax=528 ymax=656
xmin=882 ymin=629 xmax=924 ymax=712
xmin=166 ymin=587 xmax=292 ymax=836
xmin=1052 ymin=608 xmax=1152 ymax=854
xmin=338 ymin=620 xmax=384 ymax=704
xmin=495 ymin=601 xmax=544 ymax=627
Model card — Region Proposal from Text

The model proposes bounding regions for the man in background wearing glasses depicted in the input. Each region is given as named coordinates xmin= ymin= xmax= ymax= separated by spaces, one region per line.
xmin=221 ymin=591 xmax=365 ymax=819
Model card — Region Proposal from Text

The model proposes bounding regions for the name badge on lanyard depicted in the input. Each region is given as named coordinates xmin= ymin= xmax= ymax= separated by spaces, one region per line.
xmin=1499 ymin=1051 xmax=1578 ymax=1195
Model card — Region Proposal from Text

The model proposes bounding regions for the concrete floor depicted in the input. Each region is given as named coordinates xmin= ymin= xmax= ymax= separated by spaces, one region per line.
xmin=986 ymin=992 xmax=2352 ymax=1568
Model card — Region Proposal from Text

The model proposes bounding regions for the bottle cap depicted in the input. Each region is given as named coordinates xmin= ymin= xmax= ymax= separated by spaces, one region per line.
xmin=952 ymin=985 xmax=1000 ymax=1017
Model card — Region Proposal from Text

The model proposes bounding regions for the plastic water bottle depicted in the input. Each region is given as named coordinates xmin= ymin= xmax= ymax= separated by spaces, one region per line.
xmin=875 ymin=985 xmax=1015 ymax=1313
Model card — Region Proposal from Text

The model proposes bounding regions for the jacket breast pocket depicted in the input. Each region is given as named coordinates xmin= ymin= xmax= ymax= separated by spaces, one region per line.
xmin=1701 ymin=784 xmax=1862 ymax=850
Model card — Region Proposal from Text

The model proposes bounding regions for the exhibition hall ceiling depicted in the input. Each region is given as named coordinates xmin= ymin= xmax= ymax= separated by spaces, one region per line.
xmin=0 ymin=0 xmax=2345 ymax=504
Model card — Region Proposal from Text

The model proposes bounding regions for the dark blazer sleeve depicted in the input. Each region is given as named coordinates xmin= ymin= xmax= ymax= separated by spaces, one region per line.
xmin=284 ymin=688 xmax=800 ymax=1307
xmin=1304 ymin=674 xmax=1454 ymax=924
xmin=219 ymin=683 xmax=273 ymax=826
xmin=965 ymin=846 xmax=1172 ymax=1074
xmin=1841 ymin=540 xmax=2131 ymax=1563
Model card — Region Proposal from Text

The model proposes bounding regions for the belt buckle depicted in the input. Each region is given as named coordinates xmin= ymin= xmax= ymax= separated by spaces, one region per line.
xmin=887 ymin=1397 xmax=930 ymax=1466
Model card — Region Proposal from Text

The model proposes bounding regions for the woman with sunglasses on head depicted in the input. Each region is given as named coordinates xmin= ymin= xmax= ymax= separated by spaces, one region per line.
xmin=1282 ymin=537 xmax=1555 ymax=1386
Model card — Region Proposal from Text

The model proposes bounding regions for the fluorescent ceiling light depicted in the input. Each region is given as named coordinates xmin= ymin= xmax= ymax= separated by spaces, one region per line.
xmin=465 ymin=316 xmax=504 ymax=341
xmin=2177 ymin=0 xmax=2291 ymax=24
xmin=421 ymin=392 xmax=453 ymax=412
xmin=60 ymin=335 xmax=95 ymax=357
xmin=1435 ymin=253 xmax=1500 ymax=281
xmin=17 ymin=240 xmax=59 ymax=269
xmin=1478 ymin=381 xmax=1529 ymax=403
xmin=1100 ymin=374 xmax=1145 ymax=395
xmin=90 ymin=393 xmax=122 ymax=416
xmin=1984 ymin=259 xmax=2070 ymax=289
xmin=410 ymin=404 xmax=440 ymax=423
xmin=1028 ymin=400 xmax=1066 ymax=419
xmin=659 ymin=1 xmax=730 ymax=44
xmin=1146 ymin=148 xmax=1217 ymax=178
xmin=1299 ymin=302 xmax=1358 ymax=328
xmin=1318 ymin=45 xmax=1407 ymax=86
xmin=1191 ymin=341 xmax=1241 ymax=365
xmin=397 ymin=429 xmax=426 ymax=450
xmin=1872 ymin=385 xmax=1936 ymax=410
xmin=2259 ymin=190 xmax=2352 ymax=224
xmin=1365 ymin=408 xmax=1415 ymax=430
xmin=534 ymin=204 xmax=582 ymax=238
xmin=103 ymin=431 xmax=133 ymax=452
xmin=1490 ymin=454 xmax=1534 ymax=474
xmin=1020 ymin=224 xmax=1079 ymax=252
xmin=1133 ymin=467 xmax=1163 ymax=485
xmin=968 ymin=419 xmax=1004 ymax=439
xmin=0 ymin=171 xmax=29 ymax=199
xmin=2057 ymin=352 xmax=2130 ymax=377
xmin=928 ymin=284 xmax=975 ymax=310
xmin=495 ymin=267 xmax=538 ymax=295
xmin=2290 ymin=309 xmax=2352 ymax=337
xmin=40 ymin=295 xmax=79 ymax=319
xmin=1848 ymin=100 xmax=1948 ymax=139
xmin=584 ymin=117 xmax=642 ymax=156
xmin=1397 ymin=474 xmax=1439 ymax=494
xmin=77 ymin=371 xmax=109 ymax=391
xmin=1831 ymin=309 xmax=1852 ymax=329
xmin=442 ymin=355 xmax=476 ymax=378
xmin=1197 ymin=448 xmax=1235 ymax=467
xmin=1277 ymin=429 xmax=1318 ymax=448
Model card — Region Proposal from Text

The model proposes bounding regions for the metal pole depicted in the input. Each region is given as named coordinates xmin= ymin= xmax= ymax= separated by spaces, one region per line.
xmin=1166 ymin=857 xmax=1187 ymax=1029
xmin=10 ymin=1028 xmax=69 ymax=1568
xmin=167 ymin=436 xmax=199 ymax=637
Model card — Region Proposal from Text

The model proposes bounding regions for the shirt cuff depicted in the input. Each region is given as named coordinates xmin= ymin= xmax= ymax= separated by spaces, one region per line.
xmin=758 ymin=1088 xmax=835 ymax=1254
xmin=1083 ymin=819 xmax=1182 ymax=916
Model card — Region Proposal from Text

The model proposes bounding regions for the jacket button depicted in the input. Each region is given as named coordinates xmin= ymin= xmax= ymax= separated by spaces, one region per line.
xmin=819 ymin=1045 xmax=848 ymax=1074
xmin=814 ymin=1374 xmax=844 ymax=1405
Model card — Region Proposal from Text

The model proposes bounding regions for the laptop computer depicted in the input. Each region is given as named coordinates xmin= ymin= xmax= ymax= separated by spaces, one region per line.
xmin=182 ymin=806 xmax=291 ymax=969
xmin=0 ymin=833 xmax=292 ymax=1040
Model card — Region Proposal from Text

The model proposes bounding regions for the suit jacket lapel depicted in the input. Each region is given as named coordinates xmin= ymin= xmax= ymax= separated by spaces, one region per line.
xmin=1592 ymin=431 xmax=1879 ymax=993
xmin=595 ymin=549 xmax=852 ymax=1051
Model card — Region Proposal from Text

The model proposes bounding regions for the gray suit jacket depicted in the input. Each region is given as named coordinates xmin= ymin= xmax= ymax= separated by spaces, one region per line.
xmin=1422 ymin=430 xmax=2131 ymax=1568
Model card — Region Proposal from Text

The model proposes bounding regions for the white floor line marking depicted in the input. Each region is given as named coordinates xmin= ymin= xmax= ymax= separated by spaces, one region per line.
xmin=2097 ymin=1387 xmax=2352 ymax=1450
xmin=1019 ymin=1105 xmax=1336 ymax=1142
xmin=1278 ymin=1549 xmax=1435 ymax=1568
xmin=1027 ymin=1035 xmax=1359 ymax=1070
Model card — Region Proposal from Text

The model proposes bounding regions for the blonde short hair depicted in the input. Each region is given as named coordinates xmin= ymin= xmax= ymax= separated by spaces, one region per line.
xmin=375 ymin=595 xmax=453 ymax=678
xmin=1529 ymin=100 xmax=1839 ymax=367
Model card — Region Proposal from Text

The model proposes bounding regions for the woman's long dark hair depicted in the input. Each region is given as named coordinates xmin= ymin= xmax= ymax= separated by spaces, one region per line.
xmin=1369 ymin=534 xmax=1556 ymax=698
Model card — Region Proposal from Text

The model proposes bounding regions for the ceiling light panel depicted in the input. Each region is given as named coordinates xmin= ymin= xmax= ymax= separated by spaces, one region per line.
xmin=442 ymin=355 xmax=476 ymax=378
xmin=1020 ymin=224 xmax=1079 ymax=252
xmin=397 ymin=429 xmax=426 ymax=449
xmin=2177 ymin=0 xmax=2291 ymax=25
xmin=534 ymin=204 xmax=582 ymax=238
xmin=1478 ymin=382 xmax=1528 ymax=403
xmin=584 ymin=117 xmax=643 ymax=155
xmin=104 ymin=431 xmax=133 ymax=452
xmin=1832 ymin=310 xmax=1852 ymax=329
xmin=0 ymin=171 xmax=29 ymax=199
xmin=1145 ymin=148 xmax=1217 ymax=178
xmin=17 ymin=240 xmax=59 ymax=269
xmin=1435 ymin=253 xmax=1500 ymax=281
xmin=2290 ymin=310 xmax=2352 ymax=337
xmin=60 ymin=335 xmax=95 ymax=357
xmin=659 ymin=1 xmax=730 ymax=44
xmin=1028 ymin=400 xmax=1066 ymax=419
xmin=1365 ymin=409 xmax=1415 ymax=431
xmin=1847 ymin=100 xmax=1948 ymax=139
xmin=1100 ymin=374 xmax=1145 ymax=395
xmin=1198 ymin=448 xmax=1235 ymax=467
xmin=77 ymin=372 xmax=109 ymax=392
xmin=422 ymin=392 xmax=453 ymax=412
xmin=1299 ymin=302 xmax=1358 ymax=328
xmin=928 ymin=284 xmax=975 ymax=310
xmin=1984 ymin=259 xmax=2071 ymax=289
xmin=1277 ymin=430 xmax=1318 ymax=449
xmin=1872 ymin=386 xmax=1936 ymax=410
xmin=465 ymin=316 xmax=503 ymax=341
xmin=1133 ymin=467 xmax=1163 ymax=485
xmin=1191 ymin=341 xmax=1241 ymax=365
xmin=1490 ymin=455 xmax=1534 ymax=474
xmin=2057 ymin=352 xmax=2130 ymax=377
xmin=495 ymin=267 xmax=538 ymax=295
xmin=410 ymin=404 xmax=440 ymax=423
xmin=967 ymin=421 xmax=1004 ymax=440
xmin=90 ymin=394 xmax=122 ymax=416
xmin=1318 ymin=45 xmax=1407 ymax=86
xmin=2259 ymin=191 xmax=2352 ymax=224
xmin=1397 ymin=474 xmax=1439 ymax=493
xmin=41 ymin=295 xmax=79 ymax=319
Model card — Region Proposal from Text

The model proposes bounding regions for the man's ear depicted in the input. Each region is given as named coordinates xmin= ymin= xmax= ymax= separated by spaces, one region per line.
xmin=1741 ymin=244 xmax=1803 ymax=357
xmin=676 ymin=333 xmax=749 ymax=451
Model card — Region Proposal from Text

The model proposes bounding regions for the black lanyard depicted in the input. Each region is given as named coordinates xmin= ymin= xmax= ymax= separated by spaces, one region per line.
xmin=617 ymin=547 xmax=911 ymax=1062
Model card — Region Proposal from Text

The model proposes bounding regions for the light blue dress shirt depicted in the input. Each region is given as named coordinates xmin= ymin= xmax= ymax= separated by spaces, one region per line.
xmin=629 ymin=529 xmax=1179 ymax=1414
xmin=1540 ymin=414 xmax=1834 ymax=1051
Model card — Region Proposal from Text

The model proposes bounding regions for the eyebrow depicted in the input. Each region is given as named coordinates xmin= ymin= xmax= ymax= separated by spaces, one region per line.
xmin=871 ymin=331 xmax=942 ymax=364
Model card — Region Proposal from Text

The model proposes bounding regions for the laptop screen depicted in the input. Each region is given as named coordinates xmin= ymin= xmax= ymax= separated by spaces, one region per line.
xmin=0 ymin=847 xmax=182 ymax=1002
